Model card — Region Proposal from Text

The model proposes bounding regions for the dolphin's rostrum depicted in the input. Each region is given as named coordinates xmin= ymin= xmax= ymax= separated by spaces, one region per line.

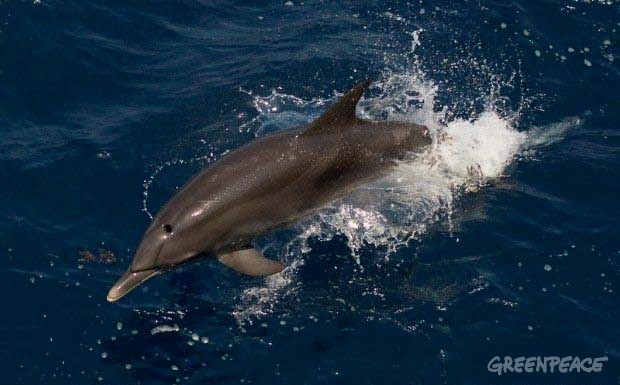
xmin=107 ymin=80 xmax=431 ymax=302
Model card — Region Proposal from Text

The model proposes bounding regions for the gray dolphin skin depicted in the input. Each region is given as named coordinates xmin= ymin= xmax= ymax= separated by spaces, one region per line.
xmin=107 ymin=80 xmax=431 ymax=302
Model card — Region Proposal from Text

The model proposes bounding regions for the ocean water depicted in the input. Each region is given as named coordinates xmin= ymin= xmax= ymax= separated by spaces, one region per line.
xmin=0 ymin=0 xmax=618 ymax=384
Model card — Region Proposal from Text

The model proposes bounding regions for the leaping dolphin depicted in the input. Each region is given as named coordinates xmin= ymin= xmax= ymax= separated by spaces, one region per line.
xmin=107 ymin=80 xmax=431 ymax=302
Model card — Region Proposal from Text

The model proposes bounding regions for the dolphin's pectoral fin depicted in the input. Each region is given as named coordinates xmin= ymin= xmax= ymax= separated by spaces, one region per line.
xmin=217 ymin=248 xmax=284 ymax=277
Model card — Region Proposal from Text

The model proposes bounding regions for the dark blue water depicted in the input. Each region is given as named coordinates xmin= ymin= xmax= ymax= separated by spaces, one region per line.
xmin=1 ymin=1 xmax=618 ymax=384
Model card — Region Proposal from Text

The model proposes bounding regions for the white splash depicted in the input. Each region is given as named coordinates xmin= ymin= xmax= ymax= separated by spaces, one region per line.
xmin=522 ymin=116 xmax=583 ymax=150
xmin=230 ymin=54 xmax=583 ymax=323
xmin=232 ymin=258 xmax=304 ymax=324
xmin=150 ymin=324 xmax=180 ymax=335
xmin=231 ymin=73 xmax=534 ymax=322
xmin=291 ymin=109 xmax=527 ymax=261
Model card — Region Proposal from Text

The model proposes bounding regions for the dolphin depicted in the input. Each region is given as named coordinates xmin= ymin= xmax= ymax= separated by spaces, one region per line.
xmin=107 ymin=80 xmax=431 ymax=302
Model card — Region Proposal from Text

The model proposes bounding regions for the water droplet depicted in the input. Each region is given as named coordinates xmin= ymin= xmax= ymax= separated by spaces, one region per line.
xmin=96 ymin=151 xmax=111 ymax=160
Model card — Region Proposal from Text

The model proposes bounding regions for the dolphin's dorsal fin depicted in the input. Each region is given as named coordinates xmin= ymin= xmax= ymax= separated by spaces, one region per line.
xmin=301 ymin=79 xmax=371 ymax=136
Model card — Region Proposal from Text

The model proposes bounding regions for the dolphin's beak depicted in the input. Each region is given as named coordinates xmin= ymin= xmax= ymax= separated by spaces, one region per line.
xmin=107 ymin=268 xmax=160 ymax=302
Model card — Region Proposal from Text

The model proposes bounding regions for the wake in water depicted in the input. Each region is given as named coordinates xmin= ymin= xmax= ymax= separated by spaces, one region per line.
xmin=237 ymin=77 xmax=526 ymax=254
xmin=229 ymin=33 xmax=582 ymax=323
xmin=232 ymin=87 xmax=528 ymax=322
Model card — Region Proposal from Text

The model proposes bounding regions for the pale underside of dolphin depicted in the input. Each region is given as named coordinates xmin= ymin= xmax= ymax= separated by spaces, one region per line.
xmin=107 ymin=80 xmax=431 ymax=302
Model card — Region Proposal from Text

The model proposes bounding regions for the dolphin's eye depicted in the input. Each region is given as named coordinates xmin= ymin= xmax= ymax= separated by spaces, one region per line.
xmin=163 ymin=224 xmax=173 ymax=233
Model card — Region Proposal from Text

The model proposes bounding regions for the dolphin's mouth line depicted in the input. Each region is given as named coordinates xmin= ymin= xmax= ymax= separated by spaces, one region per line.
xmin=107 ymin=252 xmax=211 ymax=302
xmin=130 ymin=266 xmax=166 ymax=274
xmin=106 ymin=268 xmax=162 ymax=302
